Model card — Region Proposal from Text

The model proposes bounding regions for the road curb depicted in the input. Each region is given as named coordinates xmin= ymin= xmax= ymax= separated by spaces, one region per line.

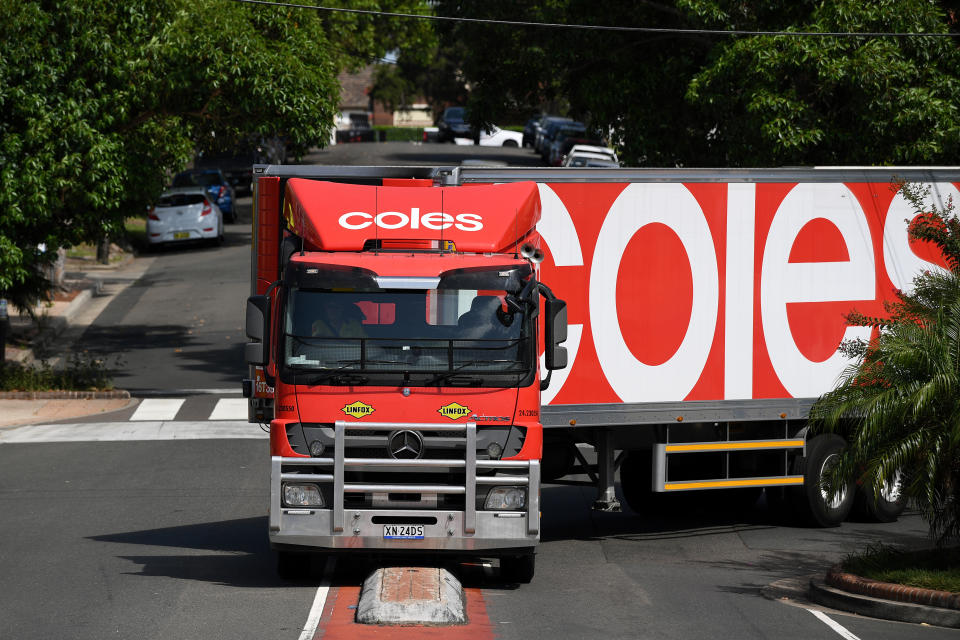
xmin=355 ymin=567 xmax=466 ymax=626
xmin=825 ymin=564 xmax=960 ymax=610
xmin=809 ymin=574 xmax=960 ymax=628
xmin=0 ymin=390 xmax=131 ymax=400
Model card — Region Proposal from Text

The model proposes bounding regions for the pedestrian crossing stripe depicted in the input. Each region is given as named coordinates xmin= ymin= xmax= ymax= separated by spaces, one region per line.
xmin=130 ymin=398 xmax=185 ymax=421
xmin=131 ymin=398 xmax=247 ymax=422
xmin=208 ymin=398 xmax=248 ymax=421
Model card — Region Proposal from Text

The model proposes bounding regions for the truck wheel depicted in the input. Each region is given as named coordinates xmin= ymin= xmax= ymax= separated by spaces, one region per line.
xmin=277 ymin=551 xmax=311 ymax=581
xmin=500 ymin=554 xmax=535 ymax=583
xmin=619 ymin=450 xmax=669 ymax=513
xmin=853 ymin=470 xmax=906 ymax=523
xmin=790 ymin=434 xmax=854 ymax=527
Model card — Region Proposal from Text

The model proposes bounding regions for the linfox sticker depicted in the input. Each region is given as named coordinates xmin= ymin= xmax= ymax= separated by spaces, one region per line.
xmin=342 ymin=401 xmax=375 ymax=419
xmin=438 ymin=402 xmax=471 ymax=420
xmin=338 ymin=208 xmax=484 ymax=232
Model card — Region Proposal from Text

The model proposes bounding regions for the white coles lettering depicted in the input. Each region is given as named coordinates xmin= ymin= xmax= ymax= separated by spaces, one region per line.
xmin=375 ymin=211 xmax=410 ymax=229
xmin=536 ymin=184 xmax=583 ymax=404
xmin=337 ymin=209 xmax=483 ymax=231
xmin=591 ymin=183 xmax=719 ymax=402
xmin=724 ymin=184 xmax=756 ymax=399
xmin=760 ymin=183 xmax=873 ymax=397
xmin=339 ymin=211 xmax=373 ymax=229
xmin=883 ymin=182 xmax=957 ymax=293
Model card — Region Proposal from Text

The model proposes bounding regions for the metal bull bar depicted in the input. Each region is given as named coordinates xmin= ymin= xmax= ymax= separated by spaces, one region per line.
xmin=272 ymin=420 xmax=540 ymax=539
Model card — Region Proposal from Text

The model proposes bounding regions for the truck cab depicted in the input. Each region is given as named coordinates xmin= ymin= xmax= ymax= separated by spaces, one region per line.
xmin=244 ymin=171 xmax=567 ymax=581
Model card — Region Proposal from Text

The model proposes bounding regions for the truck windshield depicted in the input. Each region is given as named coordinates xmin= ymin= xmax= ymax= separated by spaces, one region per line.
xmin=282 ymin=287 xmax=532 ymax=387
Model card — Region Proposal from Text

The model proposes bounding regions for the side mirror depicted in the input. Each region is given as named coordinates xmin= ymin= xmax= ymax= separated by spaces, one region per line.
xmin=245 ymin=295 xmax=270 ymax=365
xmin=544 ymin=297 xmax=568 ymax=371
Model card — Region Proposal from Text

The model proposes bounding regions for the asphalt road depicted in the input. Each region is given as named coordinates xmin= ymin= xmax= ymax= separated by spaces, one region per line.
xmin=75 ymin=216 xmax=251 ymax=394
xmin=1 ymin=142 xmax=955 ymax=639
xmin=0 ymin=439 xmax=317 ymax=640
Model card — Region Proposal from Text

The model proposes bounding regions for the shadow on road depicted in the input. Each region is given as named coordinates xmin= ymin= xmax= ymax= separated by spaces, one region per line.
xmin=88 ymin=515 xmax=522 ymax=590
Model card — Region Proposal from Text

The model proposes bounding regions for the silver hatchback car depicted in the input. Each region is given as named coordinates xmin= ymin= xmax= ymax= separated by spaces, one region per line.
xmin=147 ymin=187 xmax=223 ymax=247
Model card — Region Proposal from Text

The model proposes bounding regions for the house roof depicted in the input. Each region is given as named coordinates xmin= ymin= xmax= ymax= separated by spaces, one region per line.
xmin=338 ymin=66 xmax=373 ymax=109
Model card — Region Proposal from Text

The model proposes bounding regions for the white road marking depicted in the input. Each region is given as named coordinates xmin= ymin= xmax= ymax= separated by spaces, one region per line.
xmin=130 ymin=398 xmax=185 ymax=421
xmin=138 ymin=388 xmax=240 ymax=396
xmin=209 ymin=398 xmax=248 ymax=421
xmin=0 ymin=421 xmax=267 ymax=443
xmin=808 ymin=609 xmax=862 ymax=640
xmin=299 ymin=558 xmax=335 ymax=640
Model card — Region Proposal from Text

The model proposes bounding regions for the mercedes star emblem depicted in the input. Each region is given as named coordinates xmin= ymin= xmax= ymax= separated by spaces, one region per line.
xmin=388 ymin=430 xmax=425 ymax=460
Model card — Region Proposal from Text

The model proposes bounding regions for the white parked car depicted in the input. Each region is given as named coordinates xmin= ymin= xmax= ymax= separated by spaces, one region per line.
xmin=562 ymin=144 xmax=619 ymax=167
xmin=147 ymin=187 xmax=223 ymax=247
xmin=453 ymin=125 xmax=523 ymax=147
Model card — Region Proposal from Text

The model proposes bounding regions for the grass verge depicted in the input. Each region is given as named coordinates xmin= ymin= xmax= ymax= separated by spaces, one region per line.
xmin=65 ymin=217 xmax=148 ymax=260
xmin=0 ymin=355 xmax=114 ymax=392
xmin=842 ymin=543 xmax=960 ymax=593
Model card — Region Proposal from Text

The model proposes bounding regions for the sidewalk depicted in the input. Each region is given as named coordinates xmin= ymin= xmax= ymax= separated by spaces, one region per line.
xmin=0 ymin=249 xmax=153 ymax=427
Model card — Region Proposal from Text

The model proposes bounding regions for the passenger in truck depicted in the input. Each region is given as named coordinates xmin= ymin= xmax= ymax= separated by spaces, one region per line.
xmin=311 ymin=302 xmax=366 ymax=338
xmin=458 ymin=296 xmax=507 ymax=339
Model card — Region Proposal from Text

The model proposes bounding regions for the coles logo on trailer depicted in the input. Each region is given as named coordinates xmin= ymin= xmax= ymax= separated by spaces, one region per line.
xmin=533 ymin=181 xmax=959 ymax=406
xmin=338 ymin=208 xmax=484 ymax=231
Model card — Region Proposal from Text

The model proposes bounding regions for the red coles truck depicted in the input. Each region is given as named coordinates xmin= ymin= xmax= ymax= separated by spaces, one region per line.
xmin=246 ymin=165 xmax=959 ymax=581
xmin=243 ymin=167 xmax=568 ymax=582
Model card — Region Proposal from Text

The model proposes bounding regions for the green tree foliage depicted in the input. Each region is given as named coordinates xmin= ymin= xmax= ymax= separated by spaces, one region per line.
xmin=370 ymin=39 xmax=469 ymax=117
xmin=433 ymin=1 xmax=960 ymax=166
xmin=810 ymin=183 xmax=960 ymax=543
xmin=685 ymin=0 xmax=960 ymax=165
xmin=0 ymin=0 xmax=431 ymax=312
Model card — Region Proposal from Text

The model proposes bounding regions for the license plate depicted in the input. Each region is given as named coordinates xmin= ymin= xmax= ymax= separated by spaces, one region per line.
xmin=173 ymin=231 xmax=190 ymax=239
xmin=383 ymin=525 xmax=424 ymax=540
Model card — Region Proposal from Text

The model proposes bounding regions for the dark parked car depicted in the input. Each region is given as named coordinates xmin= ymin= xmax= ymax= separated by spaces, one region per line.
xmin=437 ymin=106 xmax=473 ymax=142
xmin=522 ymin=116 xmax=540 ymax=148
xmin=335 ymin=112 xmax=377 ymax=143
xmin=542 ymin=121 xmax=585 ymax=163
xmin=535 ymin=116 xmax=574 ymax=157
xmin=172 ymin=169 xmax=236 ymax=222
xmin=551 ymin=129 xmax=606 ymax=167
xmin=194 ymin=136 xmax=287 ymax=197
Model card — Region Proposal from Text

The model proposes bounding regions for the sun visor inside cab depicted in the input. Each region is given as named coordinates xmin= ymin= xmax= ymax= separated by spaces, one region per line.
xmin=284 ymin=261 xmax=380 ymax=291
xmin=282 ymin=179 xmax=541 ymax=253
xmin=439 ymin=264 xmax=532 ymax=292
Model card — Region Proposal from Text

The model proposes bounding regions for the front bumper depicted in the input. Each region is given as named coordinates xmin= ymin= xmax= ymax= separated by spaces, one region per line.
xmin=269 ymin=420 xmax=540 ymax=553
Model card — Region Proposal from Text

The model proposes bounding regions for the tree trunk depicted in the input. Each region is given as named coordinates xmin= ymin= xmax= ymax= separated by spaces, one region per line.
xmin=97 ymin=236 xmax=110 ymax=264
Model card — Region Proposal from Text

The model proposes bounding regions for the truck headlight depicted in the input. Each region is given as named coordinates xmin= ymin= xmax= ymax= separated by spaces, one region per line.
xmin=283 ymin=483 xmax=324 ymax=507
xmin=484 ymin=486 xmax=526 ymax=510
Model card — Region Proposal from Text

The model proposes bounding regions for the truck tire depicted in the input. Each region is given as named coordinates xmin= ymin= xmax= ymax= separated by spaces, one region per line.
xmin=790 ymin=434 xmax=854 ymax=527
xmin=853 ymin=470 xmax=906 ymax=523
xmin=500 ymin=554 xmax=535 ymax=583
xmin=619 ymin=450 xmax=669 ymax=513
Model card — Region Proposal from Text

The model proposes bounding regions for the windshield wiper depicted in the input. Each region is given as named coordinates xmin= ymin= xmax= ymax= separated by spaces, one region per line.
xmin=301 ymin=358 xmax=407 ymax=385
xmin=425 ymin=358 xmax=523 ymax=386
xmin=301 ymin=359 xmax=367 ymax=385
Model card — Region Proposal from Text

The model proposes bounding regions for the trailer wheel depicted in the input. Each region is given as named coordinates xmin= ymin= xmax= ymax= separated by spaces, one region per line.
xmin=277 ymin=551 xmax=312 ymax=581
xmin=500 ymin=554 xmax=535 ymax=583
xmin=790 ymin=434 xmax=854 ymax=527
xmin=619 ymin=450 xmax=669 ymax=513
xmin=853 ymin=470 xmax=906 ymax=523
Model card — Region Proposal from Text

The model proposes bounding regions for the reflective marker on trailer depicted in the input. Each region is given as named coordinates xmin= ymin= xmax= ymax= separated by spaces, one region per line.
xmin=663 ymin=476 xmax=804 ymax=491
xmin=664 ymin=439 xmax=805 ymax=452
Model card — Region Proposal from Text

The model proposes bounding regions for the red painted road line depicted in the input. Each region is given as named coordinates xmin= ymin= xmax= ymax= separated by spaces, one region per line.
xmin=312 ymin=585 xmax=495 ymax=639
